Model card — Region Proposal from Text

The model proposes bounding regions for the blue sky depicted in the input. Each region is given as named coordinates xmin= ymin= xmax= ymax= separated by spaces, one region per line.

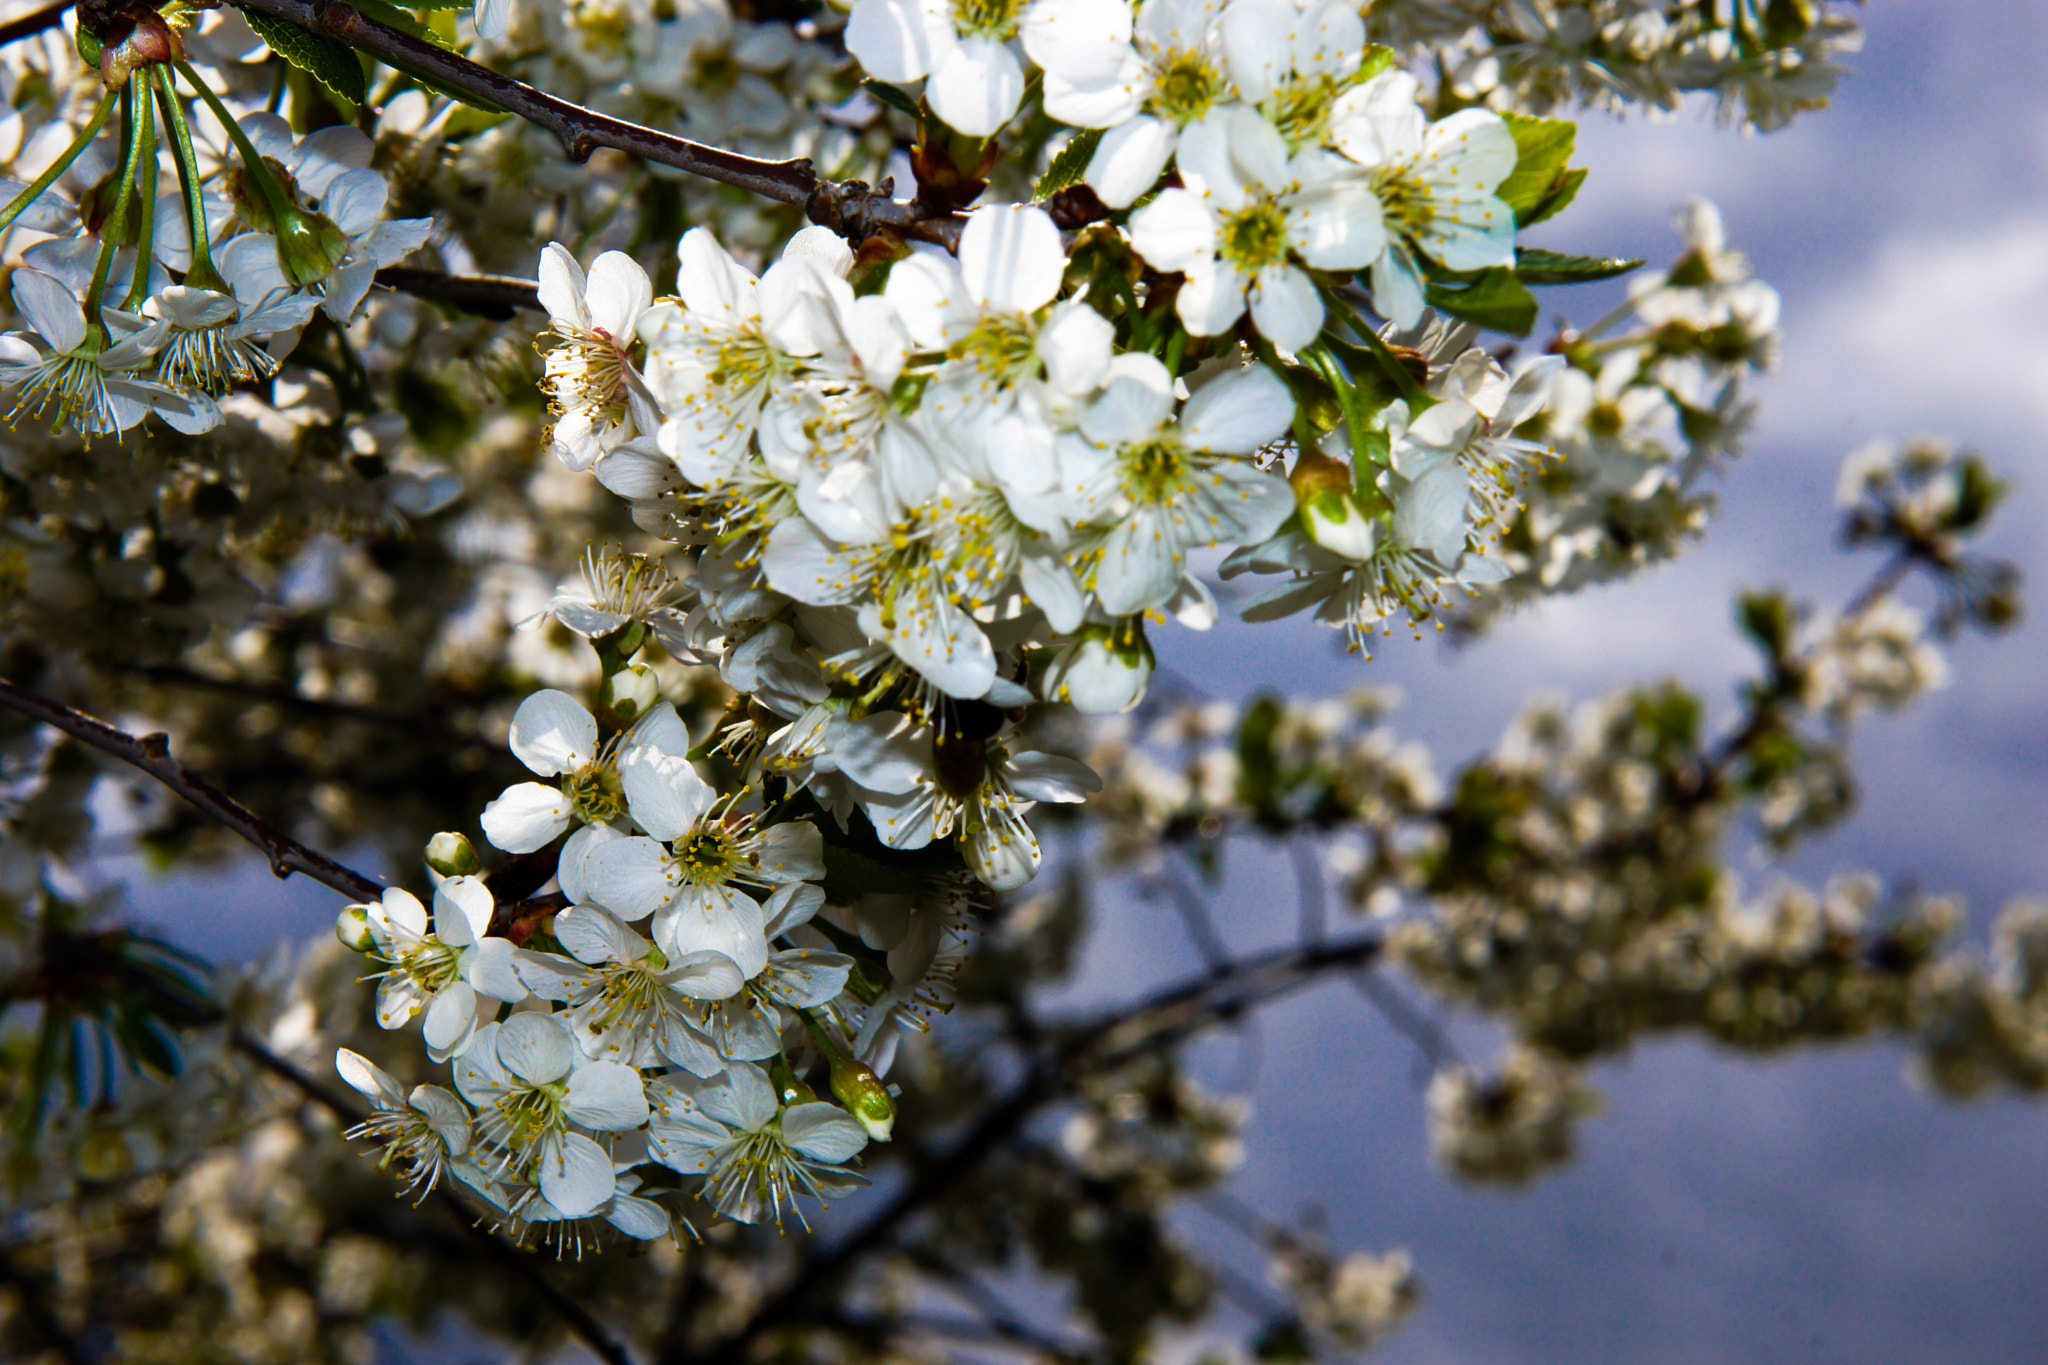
xmin=111 ymin=5 xmax=2048 ymax=1359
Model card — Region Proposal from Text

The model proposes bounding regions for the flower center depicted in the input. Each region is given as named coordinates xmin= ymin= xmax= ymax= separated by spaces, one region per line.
xmin=678 ymin=827 xmax=743 ymax=885
xmin=566 ymin=759 xmax=626 ymax=826
xmin=953 ymin=0 xmax=1025 ymax=43
xmin=948 ymin=314 xmax=1040 ymax=388
xmin=391 ymin=938 xmax=462 ymax=993
xmin=1218 ymin=202 xmax=1292 ymax=273
xmin=707 ymin=330 xmax=779 ymax=391
xmin=1263 ymin=73 xmax=1348 ymax=149
xmin=1372 ymin=166 xmax=1436 ymax=239
xmin=1149 ymin=49 xmax=1227 ymax=125
xmin=1120 ymin=437 xmax=1194 ymax=504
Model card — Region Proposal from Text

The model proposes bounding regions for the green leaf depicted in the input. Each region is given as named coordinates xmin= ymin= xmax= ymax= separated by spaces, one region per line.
xmin=1514 ymin=248 xmax=1643 ymax=285
xmin=861 ymin=79 xmax=923 ymax=120
xmin=1495 ymin=113 xmax=1580 ymax=228
xmin=236 ymin=7 xmax=367 ymax=106
xmin=1035 ymin=127 xmax=1102 ymax=198
xmin=1234 ymin=693 xmax=1284 ymax=812
xmin=1425 ymin=267 xmax=1539 ymax=336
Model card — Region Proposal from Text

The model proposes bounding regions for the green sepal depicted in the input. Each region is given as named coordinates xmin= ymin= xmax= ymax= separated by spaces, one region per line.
xmin=861 ymin=79 xmax=923 ymax=120
xmin=1424 ymin=267 xmax=1539 ymax=337
xmin=1495 ymin=113 xmax=1583 ymax=228
xmin=1514 ymin=248 xmax=1643 ymax=286
xmin=234 ymin=8 xmax=368 ymax=106
xmin=1035 ymin=128 xmax=1103 ymax=198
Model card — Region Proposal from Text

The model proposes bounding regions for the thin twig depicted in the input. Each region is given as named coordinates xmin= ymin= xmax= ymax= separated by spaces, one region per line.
xmin=0 ymin=675 xmax=385 ymax=903
xmin=1288 ymin=836 xmax=1327 ymax=947
xmin=374 ymin=265 xmax=539 ymax=319
xmin=228 ymin=0 xmax=966 ymax=249
xmin=1349 ymin=967 xmax=1463 ymax=1081
xmin=0 ymin=1 xmax=71 ymax=49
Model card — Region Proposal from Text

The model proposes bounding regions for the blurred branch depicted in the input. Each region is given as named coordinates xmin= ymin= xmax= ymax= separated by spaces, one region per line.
xmin=374 ymin=266 xmax=539 ymax=319
xmin=1349 ymin=968 xmax=1464 ymax=1080
xmin=228 ymin=0 xmax=967 ymax=249
xmin=679 ymin=931 xmax=1384 ymax=1363
xmin=0 ymin=1 xmax=70 ymax=48
xmin=0 ymin=675 xmax=385 ymax=903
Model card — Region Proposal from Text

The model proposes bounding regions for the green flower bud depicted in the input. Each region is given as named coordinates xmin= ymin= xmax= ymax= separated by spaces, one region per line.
xmin=425 ymin=831 xmax=481 ymax=878
xmin=826 ymin=1049 xmax=896 ymax=1143
xmin=601 ymin=663 xmax=659 ymax=727
xmin=272 ymin=206 xmax=351 ymax=287
xmin=1300 ymin=485 xmax=1380 ymax=562
xmin=334 ymin=903 xmax=376 ymax=953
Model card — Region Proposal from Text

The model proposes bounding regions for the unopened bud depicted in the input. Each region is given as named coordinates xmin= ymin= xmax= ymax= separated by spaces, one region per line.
xmin=1301 ymin=487 xmax=1380 ymax=562
xmin=273 ymin=207 xmax=351 ymax=287
xmin=97 ymin=7 xmax=182 ymax=89
xmin=335 ymin=903 xmax=376 ymax=953
xmin=601 ymin=663 xmax=659 ymax=727
xmin=425 ymin=831 xmax=480 ymax=878
xmin=827 ymin=1049 xmax=896 ymax=1142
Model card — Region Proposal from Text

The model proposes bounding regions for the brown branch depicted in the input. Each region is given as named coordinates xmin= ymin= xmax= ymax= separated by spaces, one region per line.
xmin=0 ymin=674 xmax=385 ymax=903
xmin=375 ymin=266 xmax=539 ymax=319
xmin=228 ymin=0 xmax=966 ymax=249
xmin=0 ymin=1 xmax=71 ymax=48
xmin=675 ymin=931 xmax=1384 ymax=1363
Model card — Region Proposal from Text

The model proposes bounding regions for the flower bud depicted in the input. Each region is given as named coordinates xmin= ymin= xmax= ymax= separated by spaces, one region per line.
xmin=96 ymin=7 xmax=183 ymax=89
xmin=424 ymin=831 xmax=481 ymax=878
xmin=1301 ymin=487 xmax=1380 ymax=562
xmin=335 ymin=903 xmax=376 ymax=953
xmin=601 ymin=663 xmax=659 ymax=727
xmin=273 ymin=207 xmax=351 ymax=287
xmin=826 ymin=1049 xmax=896 ymax=1142
xmin=1042 ymin=623 xmax=1152 ymax=715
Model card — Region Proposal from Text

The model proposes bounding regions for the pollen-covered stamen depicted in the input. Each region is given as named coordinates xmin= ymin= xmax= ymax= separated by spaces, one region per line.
xmin=344 ymin=1110 xmax=454 ymax=1201
xmin=700 ymin=1118 xmax=838 ymax=1231
xmin=1264 ymin=72 xmax=1348 ymax=150
xmin=707 ymin=330 xmax=780 ymax=393
xmin=3 ymin=352 xmax=119 ymax=436
xmin=1372 ymin=167 xmax=1436 ymax=240
xmin=370 ymin=934 xmax=463 ymax=995
xmin=581 ymin=544 xmax=682 ymax=620
xmin=953 ymin=0 xmax=1026 ymax=41
xmin=479 ymin=1082 xmax=571 ymax=1176
xmin=565 ymin=745 xmax=628 ymax=826
xmin=550 ymin=321 xmax=632 ymax=421
xmin=1218 ymin=202 xmax=1293 ymax=274
xmin=948 ymin=313 xmax=1040 ymax=389
xmin=156 ymin=325 xmax=278 ymax=394
xmin=1149 ymin=48 xmax=1227 ymax=125
xmin=1121 ymin=436 xmax=1198 ymax=505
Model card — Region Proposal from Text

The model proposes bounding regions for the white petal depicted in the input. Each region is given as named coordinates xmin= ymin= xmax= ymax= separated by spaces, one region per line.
xmin=554 ymin=904 xmax=643 ymax=965
xmin=1127 ymin=189 xmax=1217 ymax=275
xmin=13 ymin=269 xmax=83 ymax=353
xmin=479 ymin=782 xmax=572 ymax=854
xmin=1181 ymin=364 xmax=1295 ymax=454
xmin=581 ymin=836 xmax=682 ymax=921
xmin=664 ymin=950 xmax=747 ymax=1000
xmin=928 ymin=38 xmax=1026 ymax=138
xmin=783 ymin=1102 xmax=869 ymax=1162
xmin=1248 ymin=265 xmax=1325 ymax=353
xmin=538 ymin=1132 xmax=615 ymax=1218
xmin=958 ymin=204 xmax=1066 ymax=315
xmin=618 ymin=746 xmax=717 ymax=844
xmin=656 ymin=884 xmax=769 ymax=979
xmin=423 ymin=982 xmax=479 ymax=1060
xmin=564 ymin=1059 xmax=651 ymax=1130
xmin=1086 ymin=115 xmax=1177 ymax=209
xmin=433 ymin=875 xmax=494 ymax=947
xmin=508 ymin=690 xmax=599 ymax=776
xmin=1005 ymin=751 xmax=1101 ymax=802
xmin=536 ymin=243 xmax=590 ymax=329
xmin=584 ymin=251 xmax=652 ymax=337
xmin=845 ymin=0 xmax=947 ymax=81
xmin=495 ymin=1011 xmax=574 ymax=1085
xmin=755 ymin=821 xmax=826 ymax=883
xmin=335 ymin=1048 xmax=405 ymax=1108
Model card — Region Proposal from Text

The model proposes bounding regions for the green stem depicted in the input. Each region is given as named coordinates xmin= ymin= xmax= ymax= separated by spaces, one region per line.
xmin=120 ymin=94 xmax=160 ymax=313
xmin=173 ymin=59 xmax=295 ymax=225
xmin=152 ymin=67 xmax=225 ymax=293
xmin=85 ymin=85 xmax=150 ymax=326
xmin=0 ymin=89 xmax=117 ymax=235
xmin=1325 ymin=292 xmax=1434 ymax=413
